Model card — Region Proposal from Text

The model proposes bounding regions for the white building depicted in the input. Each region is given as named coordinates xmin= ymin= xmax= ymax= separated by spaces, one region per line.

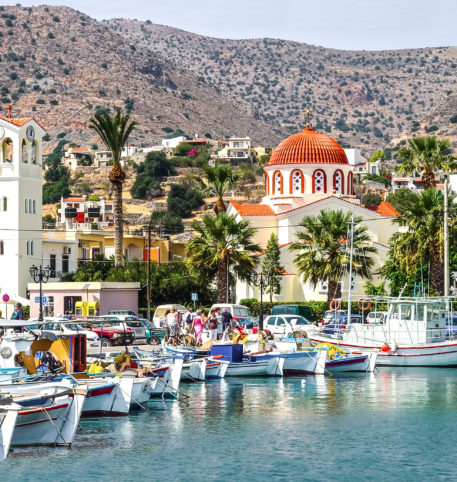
xmin=121 ymin=144 xmax=138 ymax=158
xmin=218 ymin=136 xmax=251 ymax=162
xmin=94 ymin=150 xmax=111 ymax=168
xmin=227 ymin=125 xmax=400 ymax=302
xmin=42 ymin=232 xmax=77 ymax=282
xmin=58 ymin=196 xmax=114 ymax=231
xmin=63 ymin=147 xmax=94 ymax=170
xmin=0 ymin=115 xmax=46 ymax=298
xmin=391 ymin=176 xmax=443 ymax=193
xmin=161 ymin=136 xmax=187 ymax=149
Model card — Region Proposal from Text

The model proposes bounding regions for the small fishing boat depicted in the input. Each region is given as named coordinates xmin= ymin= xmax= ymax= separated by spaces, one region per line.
xmin=0 ymin=400 xmax=20 ymax=461
xmin=0 ymin=367 xmax=28 ymax=383
xmin=205 ymin=357 xmax=229 ymax=379
xmin=9 ymin=388 xmax=87 ymax=447
xmin=267 ymin=348 xmax=327 ymax=375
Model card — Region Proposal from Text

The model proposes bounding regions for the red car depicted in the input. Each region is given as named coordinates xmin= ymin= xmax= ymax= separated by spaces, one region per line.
xmin=76 ymin=317 xmax=135 ymax=346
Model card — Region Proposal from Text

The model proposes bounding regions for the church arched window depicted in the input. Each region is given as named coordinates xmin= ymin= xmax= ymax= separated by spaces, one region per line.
xmin=32 ymin=140 xmax=38 ymax=164
xmin=290 ymin=170 xmax=304 ymax=194
xmin=28 ymin=199 xmax=32 ymax=214
xmin=26 ymin=240 xmax=29 ymax=255
xmin=273 ymin=170 xmax=283 ymax=195
xmin=25 ymin=198 xmax=28 ymax=213
xmin=30 ymin=240 xmax=34 ymax=256
xmin=2 ymin=138 xmax=13 ymax=163
xmin=265 ymin=173 xmax=269 ymax=196
xmin=347 ymin=171 xmax=354 ymax=195
xmin=0 ymin=240 xmax=4 ymax=255
xmin=22 ymin=139 xmax=28 ymax=163
xmin=33 ymin=199 xmax=36 ymax=214
xmin=312 ymin=169 xmax=327 ymax=194
xmin=333 ymin=170 xmax=344 ymax=194
xmin=2 ymin=197 xmax=7 ymax=212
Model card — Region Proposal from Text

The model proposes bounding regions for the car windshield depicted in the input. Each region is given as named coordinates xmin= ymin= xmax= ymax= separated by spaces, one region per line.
xmin=64 ymin=323 xmax=82 ymax=331
xmin=292 ymin=317 xmax=309 ymax=325
xmin=124 ymin=321 xmax=141 ymax=328
xmin=141 ymin=320 xmax=154 ymax=328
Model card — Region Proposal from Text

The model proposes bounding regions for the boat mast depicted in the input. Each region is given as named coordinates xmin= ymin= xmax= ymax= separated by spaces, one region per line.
xmin=347 ymin=208 xmax=355 ymax=323
xmin=444 ymin=175 xmax=449 ymax=298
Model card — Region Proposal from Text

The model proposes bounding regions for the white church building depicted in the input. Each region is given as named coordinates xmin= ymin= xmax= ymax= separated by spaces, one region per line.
xmin=227 ymin=124 xmax=401 ymax=303
xmin=0 ymin=114 xmax=46 ymax=300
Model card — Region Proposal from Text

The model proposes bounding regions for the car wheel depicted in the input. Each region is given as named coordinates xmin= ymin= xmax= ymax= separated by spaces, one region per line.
xmin=101 ymin=338 xmax=111 ymax=347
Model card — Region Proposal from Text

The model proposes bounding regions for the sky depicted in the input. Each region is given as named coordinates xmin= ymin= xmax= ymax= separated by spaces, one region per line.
xmin=3 ymin=0 xmax=457 ymax=50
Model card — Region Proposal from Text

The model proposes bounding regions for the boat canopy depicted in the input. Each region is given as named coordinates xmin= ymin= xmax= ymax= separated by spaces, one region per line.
xmin=0 ymin=319 xmax=43 ymax=327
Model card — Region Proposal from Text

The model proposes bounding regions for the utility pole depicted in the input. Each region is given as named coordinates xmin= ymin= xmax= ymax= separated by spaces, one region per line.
xmin=147 ymin=220 xmax=152 ymax=321
xmin=444 ymin=176 xmax=449 ymax=298
xmin=347 ymin=209 xmax=355 ymax=324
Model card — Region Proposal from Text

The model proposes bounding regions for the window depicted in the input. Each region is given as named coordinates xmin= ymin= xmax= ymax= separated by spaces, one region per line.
xmin=347 ymin=172 xmax=354 ymax=195
xmin=0 ymin=240 xmax=3 ymax=255
xmin=313 ymin=170 xmax=327 ymax=193
xmin=267 ymin=317 xmax=276 ymax=326
xmin=32 ymin=140 xmax=38 ymax=164
xmin=265 ymin=173 xmax=269 ymax=196
xmin=2 ymin=197 xmax=6 ymax=212
xmin=277 ymin=317 xmax=286 ymax=326
xmin=333 ymin=170 xmax=344 ymax=194
xmin=371 ymin=166 xmax=376 ymax=174
xmin=273 ymin=171 xmax=283 ymax=195
xmin=28 ymin=199 xmax=32 ymax=214
xmin=22 ymin=139 xmax=28 ymax=163
xmin=30 ymin=240 xmax=34 ymax=256
xmin=26 ymin=240 xmax=29 ymax=255
xmin=25 ymin=198 xmax=28 ymax=213
xmin=2 ymin=138 xmax=13 ymax=162
xmin=50 ymin=254 xmax=56 ymax=277
xmin=43 ymin=296 xmax=54 ymax=317
xmin=64 ymin=296 xmax=82 ymax=314
xmin=62 ymin=254 xmax=69 ymax=274
xmin=290 ymin=170 xmax=304 ymax=194
xmin=33 ymin=199 xmax=36 ymax=214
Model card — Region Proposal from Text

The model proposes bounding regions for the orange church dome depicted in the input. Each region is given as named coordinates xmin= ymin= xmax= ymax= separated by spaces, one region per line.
xmin=268 ymin=126 xmax=348 ymax=166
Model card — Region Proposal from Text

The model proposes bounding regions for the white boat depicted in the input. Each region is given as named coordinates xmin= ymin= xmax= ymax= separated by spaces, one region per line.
xmin=268 ymin=348 xmax=327 ymax=375
xmin=205 ymin=358 xmax=229 ymax=379
xmin=11 ymin=388 xmax=87 ymax=447
xmin=0 ymin=367 xmax=28 ymax=383
xmin=310 ymin=297 xmax=457 ymax=367
xmin=225 ymin=353 xmax=284 ymax=377
xmin=324 ymin=350 xmax=377 ymax=373
xmin=0 ymin=400 xmax=20 ymax=461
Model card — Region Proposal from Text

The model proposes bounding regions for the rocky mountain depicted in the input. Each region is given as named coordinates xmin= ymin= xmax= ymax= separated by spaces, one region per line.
xmin=0 ymin=5 xmax=282 ymax=150
xmin=0 ymin=5 xmax=456 ymax=155
xmin=106 ymin=18 xmax=457 ymax=152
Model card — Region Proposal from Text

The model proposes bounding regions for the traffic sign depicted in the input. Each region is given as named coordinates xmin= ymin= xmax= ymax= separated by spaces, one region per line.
xmin=2 ymin=294 xmax=9 ymax=302
xmin=191 ymin=293 xmax=198 ymax=301
xmin=34 ymin=296 xmax=48 ymax=303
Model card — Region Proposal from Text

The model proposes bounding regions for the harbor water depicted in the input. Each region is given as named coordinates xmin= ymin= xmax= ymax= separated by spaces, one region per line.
xmin=4 ymin=368 xmax=457 ymax=481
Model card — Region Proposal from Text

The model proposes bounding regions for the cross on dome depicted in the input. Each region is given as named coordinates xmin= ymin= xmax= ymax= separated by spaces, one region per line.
xmin=301 ymin=105 xmax=313 ymax=126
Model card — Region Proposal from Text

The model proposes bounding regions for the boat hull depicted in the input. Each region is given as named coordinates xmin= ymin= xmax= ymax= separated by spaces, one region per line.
xmin=311 ymin=335 xmax=457 ymax=367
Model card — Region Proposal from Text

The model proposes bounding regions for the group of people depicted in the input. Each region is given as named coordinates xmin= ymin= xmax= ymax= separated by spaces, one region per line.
xmin=163 ymin=307 xmax=233 ymax=346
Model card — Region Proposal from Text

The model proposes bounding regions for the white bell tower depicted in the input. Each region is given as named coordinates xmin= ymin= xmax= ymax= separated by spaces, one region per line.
xmin=0 ymin=112 xmax=46 ymax=299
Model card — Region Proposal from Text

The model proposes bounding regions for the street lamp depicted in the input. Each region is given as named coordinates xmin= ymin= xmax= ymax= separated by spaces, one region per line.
xmin=29 ymin=264 xmax=51 ymax=322
xmin=251 ymin=272 xmax=271 ymax=331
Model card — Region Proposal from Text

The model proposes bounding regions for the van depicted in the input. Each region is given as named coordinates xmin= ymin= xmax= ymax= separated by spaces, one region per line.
xmin=270 ymin=305 xmax=317 ymax=323
xmin=209 ymin=304 xmax=252 ymax=320
xmin=152 ymin=304 xmax=187 ymax=328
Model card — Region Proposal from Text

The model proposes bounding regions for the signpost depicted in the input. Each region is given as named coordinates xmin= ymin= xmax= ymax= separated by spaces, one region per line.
xmin=191 ymin=293 xmax=198 ymax=309
xmin=2 ymin=293 xmax=9 ymax=319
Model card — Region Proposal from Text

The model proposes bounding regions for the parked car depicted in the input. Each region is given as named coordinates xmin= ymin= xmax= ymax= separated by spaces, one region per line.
xmin=270 ymin=305 xmax=317 ymax=324
xmin=322 ymin=310 xmax=348 ymax=325
xmin=108 ymin=310 xmax=136 ymax=316
xmin=77 ymin=317 xmax=135 ymax=347
xmin=229 ymin=316 xmax=272 ymax=339
xmin=264 ymin=315 xmax=318 ymax=339
xmin=29 ymin=317 xmax=100 ymax=347
xmin=322 ymin=314 xmax=363 ymax=335
xmin=137 ymin=318 xmax=164 ymax=344
xmin=98 ymin=315 xmax=147 ymax=343
xmin=209 ymin=304 xmax=253 ymax=321
xmin=366 ymin=311 xmax=388 ymax=324
xmin=153 ymin=304 xmax=187 ymax=328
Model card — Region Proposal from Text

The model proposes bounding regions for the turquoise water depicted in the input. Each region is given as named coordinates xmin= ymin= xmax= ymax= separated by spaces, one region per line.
xmin=4 ymin=368 xmax=457 ymax=481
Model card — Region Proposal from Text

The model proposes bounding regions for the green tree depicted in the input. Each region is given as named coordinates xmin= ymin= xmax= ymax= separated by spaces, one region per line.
xmin=362 ymin=192 xmax=382 ymax=206
xmin=186 ymin=213 xmax=260 ymax=302
xmin=396 ymin=136 xmax=456 ymax=189
xmin=89 ymin=110 xmax=138 ymax=266
xmin=290 ymin=210 xmax=377 ymax=304
xmin=262 ymin=233 xmax=284 ymax=302
xmin=130 ymin=151 xmax=174 ymax=199
xmin=386 ymin=187 xmax=416 ymax=214
xmin=174 ymin=142 xmax=194 ymax=156
xmin=388 ymin=188 xmax=457 ymax=294
xmin=167 ymin=184 xmax=203 ymax=218
xmin=201 ymin=163 xmax=239 ymax=214
xmin=150 ymin=210 xmax=184 ymax=235
xmin=42 ymin=214 xmax=56 ymax=229
xmin=369 ymin=150 xmax=386 ymax=163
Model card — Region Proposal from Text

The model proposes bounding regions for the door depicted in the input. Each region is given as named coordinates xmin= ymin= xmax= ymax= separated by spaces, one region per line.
xmin=64 ymin=296 xmax=82 ymax=314
xmin=276 ymin=317 xmax=286 ymax=335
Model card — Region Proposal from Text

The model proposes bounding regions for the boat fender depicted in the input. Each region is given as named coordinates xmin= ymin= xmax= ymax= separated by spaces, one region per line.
xmin=381 ymin=344 xmax=390 ymax=352
xmin=358 ymin=300 xmax=371 ymax=311
xmin=391 ymin=342 xmax=398 ymax=353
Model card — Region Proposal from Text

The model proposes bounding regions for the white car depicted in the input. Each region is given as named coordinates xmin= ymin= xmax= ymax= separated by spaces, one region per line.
xmin=29 ymin=317 xmax=100 ymax=347
xmin=152 ymin=304 xmax=187 ymax=328
xmin=209 ymin=303 xmax=252 ymax=320
xmin=366 ymin=311 xmax=388 ymax=324
xmin=264 ymin=315 xmax=318 ymax=339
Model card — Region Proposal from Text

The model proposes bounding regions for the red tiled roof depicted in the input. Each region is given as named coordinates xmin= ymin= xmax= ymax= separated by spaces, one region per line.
xmin=0 ymin=116 xmax=46 ymax=130
xmin=71 ymin=147 xmax=91 ymax=152
xmin=230 ymin=200 xmax=275 ymax=216
xmin=186 ymin=138 xmax=207 ymax=143
xmin=63 ymin=197 xmax=85 ymax=202
xmin=268 ymin=126 xmax=348 ymax=166
xmin=365 ymin=201 xmax=401 ymax=217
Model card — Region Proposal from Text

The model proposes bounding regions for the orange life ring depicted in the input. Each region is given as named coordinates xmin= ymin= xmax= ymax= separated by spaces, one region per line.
xmin=358 ymin=300 xmax=371 ymax=311
xmin=329 ymin=299 xmax=341 ymax=312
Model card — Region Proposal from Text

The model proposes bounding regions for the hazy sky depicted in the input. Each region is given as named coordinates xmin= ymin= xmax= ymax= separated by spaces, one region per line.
xmin=4 ymin=0 xmax=457 ymax=50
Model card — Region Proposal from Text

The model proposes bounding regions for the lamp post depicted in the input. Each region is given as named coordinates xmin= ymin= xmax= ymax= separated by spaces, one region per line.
xmin=251 ymin=272 xmax=271 ymax=331
xmin=29 ymin=264 xmax=51 ymax=322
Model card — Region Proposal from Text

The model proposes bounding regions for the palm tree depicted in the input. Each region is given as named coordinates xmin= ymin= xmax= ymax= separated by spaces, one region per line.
xmin=390 ymin=188 xmax=456 ymax=294
xmin=290 ymin=210 xmax=377 ymax=304
xmin=396 ymin=136 xmax=455 ymax=189
xmin=186 ymin=213 xmax=260 ymax=302
xmin=202 ymin=164 xmax=238 ymax=214
xmin=89 ymin=110 xmax=138 ymax=266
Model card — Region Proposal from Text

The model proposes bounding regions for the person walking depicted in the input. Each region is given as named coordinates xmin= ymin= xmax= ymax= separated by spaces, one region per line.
xmin=11 ymin=303 xmax=24 ymax=320
xmin=221 ymin=308 xmax=232 ymax=334
xmin=192 ymin=311 xmax=204 ymax=346
xmin=215 ymin=307 xmax=223 ymax=340
xmin=183 ymin=308 xmax=194 ymax=335
xmin=208 ymin=309 xmax=218 ymax=341
xmin=166 ymin=308 xmax=179 ymax=345
xmin=163 ymin=309 xmax=170 ymax=343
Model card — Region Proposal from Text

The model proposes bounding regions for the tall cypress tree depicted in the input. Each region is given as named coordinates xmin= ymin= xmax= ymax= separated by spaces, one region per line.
xmin=262 ymin=233 xmax=284 ymax=302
